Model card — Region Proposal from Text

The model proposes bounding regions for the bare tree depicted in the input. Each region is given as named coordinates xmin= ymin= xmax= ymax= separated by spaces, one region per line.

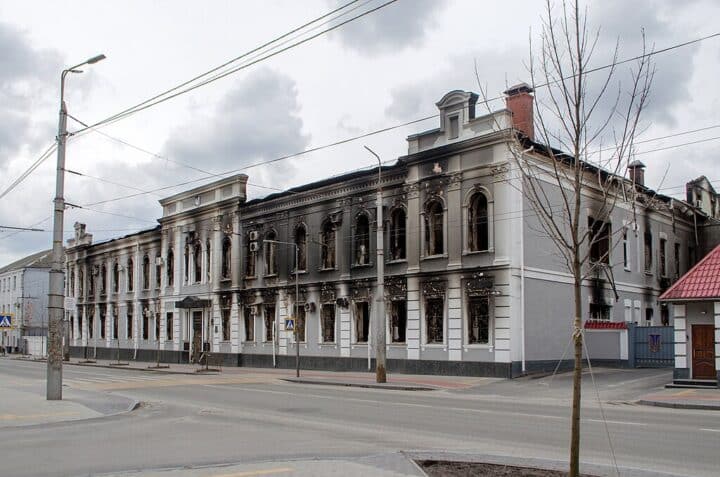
xmin=478 ymin=1 xmax=653 ymax=475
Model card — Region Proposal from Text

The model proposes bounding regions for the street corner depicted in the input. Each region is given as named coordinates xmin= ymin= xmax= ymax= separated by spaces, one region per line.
xmin=637 ymin=387 xmax=720 ymax=410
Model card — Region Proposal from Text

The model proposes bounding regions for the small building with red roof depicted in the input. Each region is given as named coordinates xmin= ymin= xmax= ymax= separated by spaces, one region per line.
xmin=660 ymin=244 xmax=720 ymax=386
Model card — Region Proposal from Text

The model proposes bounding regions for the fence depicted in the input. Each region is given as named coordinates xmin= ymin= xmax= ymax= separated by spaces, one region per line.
xmin=628 ymin=323 xmax=674 ymax=368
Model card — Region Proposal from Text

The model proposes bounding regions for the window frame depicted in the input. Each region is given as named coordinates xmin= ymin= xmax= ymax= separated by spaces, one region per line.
xmin=353 ymin=212 xmax=371 ymax=267
xmin=388 ymin=206 xmax=407 ymax=262
xmin=466 ymin=296 xmax=491 ymax=345
xmin=423 ymin=199 xmax=445 ymax=258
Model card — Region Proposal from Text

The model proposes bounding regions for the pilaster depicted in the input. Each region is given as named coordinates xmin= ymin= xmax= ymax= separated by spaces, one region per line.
xmin=406 ymin=276 xmax=420 ymax=359
xmin=673 ymin=304 xmax=687 ymax=370
xmin=447 ymin=274 xmax=462 ymax=360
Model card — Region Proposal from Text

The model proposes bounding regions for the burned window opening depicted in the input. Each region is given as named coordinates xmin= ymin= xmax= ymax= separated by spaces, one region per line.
xmin=99 ymin=306 xmax=106 ymax=339
xmin=88 ymin=307 xmax=95 ymax=339
xmin=100 ymin=264 xmax=107 ymax=295
xmin=245 ymin=235 xmax=257 ymax=278
xmin=589 ymin=303 xmax=611 ymax=321
xmin=468 ymin=297 xmax=490 ymax=344
xmin=426 ymin=297 xmax=444 ymax=343
xmin=206 ymin=239 xmax=211 ymax=283
xmin=659 ymin=238 xmax=667 ymax=277
xmin=221 ymin=236 xmax=231 ymax=279
xmin=167 ymin=248 xmax=174 ymax=287
xmin=321 ymin=304 xmax=335 ymax=343
xmin=355 ymin=301 xmax=370 ymax=343
xmin=166 ymin=312 xmax=173 ymax=341
xmin=113 ymin=262 xmax=120 ymax=293
xmin=193 ymin=242 xmax=202 ymax=284
xmin=424 ymin=201 xmax=444 ymax=256
xmin=264 ymin=304 xmax=276 ymax=342
xmin=127 ymin=258 xmax=134 ymax=292
xmin=644 ymin=232 xmax=653 ymax=273
xmin=294 ymin=225 xmax=307 ymax=271
xmin=244 ymin=306 xmax=255 ymax=342
xmin=354 ymin=214 xmax=370 ymax=265
xmin=589 ymin=217 xmax=610 ymax=264
xmin=265 ymin=230 xmax=278 ymax=276
xmin=390 ymin=300 xmax=407 ymax=343
xmin=142 ymin=254 xmax=150 ymax=290
xmin=321 ymin=220 xmax=336 ymax=269
xmin=296 ymin=306 xmax=306 ymax=342
xmin=389 ymin=208 xmax=407 ymax=260
xmin=126 ymin=307 xmax=133 ymax=339
xmin=221 ymin=295 xmax=231 ymax=341
xmin=468 ymin=193 xmax=489 ymax=252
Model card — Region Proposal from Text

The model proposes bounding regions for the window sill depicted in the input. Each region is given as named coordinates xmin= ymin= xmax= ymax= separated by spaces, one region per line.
xmin=389 ymin=342 xmax=407 ymax=346
xmin=264 ymin=274 xmax=278 ymax=279
xmin=319 ymin=342 xmax=337 ymax=347
xmin=463 ymin=248 xmax=494 ymax=256
xmin=318 ymin=267 xmax=338 ymax=272
xmin=351 ymin=263 xmax=373 ymax=269
xmin=464 ymin=343 xmax=492 ymax=349
xmin=386 ymin=258 xmax=407 ymax=264
xmin=421 ymin=254 xmax=448 ymax=261
xmin=289 ymin=270 xmax=308 ymax=276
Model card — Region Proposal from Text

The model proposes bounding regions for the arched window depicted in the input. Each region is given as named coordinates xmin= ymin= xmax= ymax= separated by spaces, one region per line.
xmin=389 ymin=208 xmax=407 ymax=260
xmin=265 ymin=230 xmax=277 ymax=276
xmin=221 ymin=237 xmax=231 ymax=279
xmin=113 ymin=262 xmax=119 ymax=293
xmin=70 ymin=268 xmax=75 ymax=296
xmin=183 ymin=243 xmax=190 ymax=283
xmin=193 ymin=241 xmax=202 ymax=283
xmin=100 ymin=264 xmax=107 ymax=294
xmin=468 ymin=193 xmax=489 ymax=251
xmin=166 ymin=249 xmax=174 ymax=287
xmin=245 ymin=233 xmax=256 ymax=277
xmin=354 ymin=214 xmax=370 ymax=265
xmin=206 ymin=239 xmax=211 ymax=282
xmin=88 ymin=266 xmax=95 ymax=297
xmin=142 ymin=254 xmax=150 ymax=289
xmin=127 ymin=258 xmax=134 ymax=292
xmin=294 ymin=225 xmax=307 ymax=272
xmin=424 ymin=201 xmax=444 ymax=256
xmin=79 ymin=269 xmax=84 ymax=297
xmin=321 ymin=220 xmax=336 ymax=269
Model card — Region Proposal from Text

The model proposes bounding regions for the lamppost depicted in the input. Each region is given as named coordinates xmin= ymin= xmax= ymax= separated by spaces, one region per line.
xmin=363 ymin=146 xmax=386 ymax=383
xmin=47 ymin=54 xmax=106 ymax=401
xmin=264 ymin=239 xmax=300 ymax=377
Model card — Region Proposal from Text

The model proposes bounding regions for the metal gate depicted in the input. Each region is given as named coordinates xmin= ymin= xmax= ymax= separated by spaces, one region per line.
xmin=628 ymin=324 xmax=674 ymax=368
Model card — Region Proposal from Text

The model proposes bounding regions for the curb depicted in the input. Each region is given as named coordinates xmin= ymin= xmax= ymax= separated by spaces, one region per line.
xmin=281 ymin=377 xmax=437 ymax=391
xmin=67 ymin=361 xmax=200 ymax=376
xmin=637 ymin=399 xmax=720 ymax=411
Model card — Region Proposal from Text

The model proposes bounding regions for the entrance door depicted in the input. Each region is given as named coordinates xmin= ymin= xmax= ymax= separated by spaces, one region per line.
xmin=191 ymin=311 xmax=203 ymax=363
xmin=692 ymin=325 xmax=716 ymax=379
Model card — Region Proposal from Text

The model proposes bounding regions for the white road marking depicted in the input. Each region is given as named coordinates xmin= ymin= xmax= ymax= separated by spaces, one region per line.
xmin=699 ymin=428 xmax=720 ymax=433
xmin=586 ymin=419 xmax=647 ymax=426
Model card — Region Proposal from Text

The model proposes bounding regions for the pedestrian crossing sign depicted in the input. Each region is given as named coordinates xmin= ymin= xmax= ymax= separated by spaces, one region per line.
xmin=0 ymin=314 xmax=12 ymax=328
xmin=285 ymin=319 xmax=294 ymax=331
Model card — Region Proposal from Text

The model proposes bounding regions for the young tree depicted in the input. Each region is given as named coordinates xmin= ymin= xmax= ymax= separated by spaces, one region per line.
xmin=480 ymin=1 xmax=653 ymax=475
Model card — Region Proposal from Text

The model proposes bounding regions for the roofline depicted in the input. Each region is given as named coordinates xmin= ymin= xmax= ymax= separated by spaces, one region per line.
xmin=159 ymin=173 xmax=248 ymax=206
xmin=659 ymin=242 xmax=720 ymax=301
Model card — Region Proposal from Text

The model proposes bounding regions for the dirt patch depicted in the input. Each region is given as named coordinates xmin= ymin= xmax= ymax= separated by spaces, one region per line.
xmin=418 ymin=460 xmax=597 ymax=476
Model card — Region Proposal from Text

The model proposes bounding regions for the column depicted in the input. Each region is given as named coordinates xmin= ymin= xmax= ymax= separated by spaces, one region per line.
xmin=446 ymin=173 xmax=463 ymax=270
xmin=230 ymin=293 xmax=240 ymax=354
xmin=231 ymin=212 xmax=241 ymax=288
xmin=212 ymin=216 xmax=223 ymax=290
xmin=338 ymin=282 xmax=351 ymax=357
xmin=406 ymin=182 xmax=421 ymax=273
xmin=714 ymin=302 xmax=720 ymax=385
xmin=174 ymin=227 xmax=183 ymax=295
xmin=447 ymin=274 xmax=462 ymax=361
xmin=406 ymin=276 xmax=420 ymax=359
xmin=673 ymin=304 xmax=688 ymax=378
xmin=212 ymin=295 xmax=220 ymax=350
xmin=278 ymin=289 xmax=288 ymax=356
xmin=494 ymin=284 xmax=511 ymax=364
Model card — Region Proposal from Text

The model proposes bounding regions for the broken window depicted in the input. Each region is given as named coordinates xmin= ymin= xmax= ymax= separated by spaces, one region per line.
xmin=644 ymin=232 xmax=653 ymax=273
xmin=70 ymin=268 xmax=75 ymax=296
xmin=355 ymin=302 xmax=369 ymax=343
xmin=167 ymin=248 xmax=174 ymax=287
xmin=100 ymin=264 xmax=107 ymax=295
xmin=142 ymin=254 xmax=150 ymax=289
xmin=155 ymin=313 xmax=161 ymax=341
xmin=194 ymin=242 xmax=202 ymax=283
xmin=245 ymin=236 xmax=256 ymax=277
xmin=321 ymin=304 xmax=336 ymax=343
xmin=166 ymin=312 xmax=173 ymax=341
xmin=244 ymin=307 xmax=255 ymax=342
xmin=426 ymin=298 xmax=444 ymax=343
xmin=468 ymin=297 xmax=490 ymax=344
xmin=126 ymin=308 xmax=133 ymax=339
xmin=589 ymin=303 xmax=611 ymax=321
xmin=88 ymin=267 xmax=95 ymax=297
xmin=184 ymin=243 xmax=190 ymax=283
xmin=354 ymin=214 xmax=370 ymax=265
xmin=206 ymin=239 xmax=211 ymax=283
xmin=468 ymin=193 xmax=489 ymax=252
xmin=390 ymin=300 xmax=407 ymax=343
xmin=88 ymin=307 xmax=95 ymax=339
xmin=294 ymin=225 xmax=307 ymax=271
xmin=265 ymin=230 xmax=278 ymax=276
xmin=127 ymin=258 xmax=134 ymax=292
xmin=221 ymin=236 xmax=231 ymax=279
xmin=264 ymin=305 xmax=276 ymax=342
xmin=221 ymin=295 xmax=231 ymax=341
xmin=389 ymin=208 xmax=407 ymax=260
xmin=424 ymin=201 xmax=444 ymax=256
xmin=142 ymin=310 xmax=149 ymax=340
xmin=673 ymin=243 xmax=680 ymax=278
xmin=321 ymin=220 xmax=336 ymax=269
xmin=79 ymin=270 xmax=84 ymax=297
xmin=99 ymin=306 xmax=106 ymax=339
xmin=645 ymin=307 xmax=654 ymax=324
xmin=659 ymin=238 xmax=667 ymax=277
xmin=296 ymin=306 xmax=306 ymax=342
xmin=589 ymin=217 xmax=610 ymax=264
xmin=622 ymin=230 xmax=629 ymax=270
xmin=661 ymin=306 xmax=669 ymax=326
xmin=112 ymin=308 xmax=118 ymax=340
xmin=156 ymin=263 xmax=162 ymax=289
xmin=113 ymin=262 xmax=119 ymax=292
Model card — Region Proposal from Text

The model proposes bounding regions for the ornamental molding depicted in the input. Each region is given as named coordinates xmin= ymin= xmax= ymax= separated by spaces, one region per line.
xmin=320 ymin=282 xmax=336 ymax=303
xmin=465 ymin=273 xmax=498 ymax=297
xmin=351 ymin=279 xmax=372 ymax=302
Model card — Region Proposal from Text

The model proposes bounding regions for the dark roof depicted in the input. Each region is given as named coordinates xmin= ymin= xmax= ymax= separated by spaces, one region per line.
xmin=660 ymin=243 xmax=720 ymax=301
xmin=0 ymin=249 xmax=55 ymax=274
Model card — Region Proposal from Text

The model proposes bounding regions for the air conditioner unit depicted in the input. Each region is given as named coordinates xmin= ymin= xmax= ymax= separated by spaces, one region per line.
xmin=248 ymin=230 xmax=259 ymax=241
xmin=249 ymin=242 xmax=260 ymax=252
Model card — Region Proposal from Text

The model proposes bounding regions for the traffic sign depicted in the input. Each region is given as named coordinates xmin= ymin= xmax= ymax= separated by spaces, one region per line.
xmin=0 ymin=314 xmax=12 ymax=328
xmin=285 ymin=319 xmax=294 ymax=331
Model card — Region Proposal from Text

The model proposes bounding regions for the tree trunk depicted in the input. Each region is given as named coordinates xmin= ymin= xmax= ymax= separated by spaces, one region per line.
xmin=569 ymin=268 xmax=583 ymax=476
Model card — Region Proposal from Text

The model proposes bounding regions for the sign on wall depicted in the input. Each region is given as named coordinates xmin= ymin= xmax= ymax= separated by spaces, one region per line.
xmin=0 ymin=314 xmax=13 ymax=328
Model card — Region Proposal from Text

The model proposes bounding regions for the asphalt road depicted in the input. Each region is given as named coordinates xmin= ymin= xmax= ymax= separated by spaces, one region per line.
xmin=1 ymin=360 xmax=718 ymax=477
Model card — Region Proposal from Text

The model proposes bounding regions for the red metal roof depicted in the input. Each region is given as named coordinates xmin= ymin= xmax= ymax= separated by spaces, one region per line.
xmin=660 ymin=243 xmax=720 ymax=301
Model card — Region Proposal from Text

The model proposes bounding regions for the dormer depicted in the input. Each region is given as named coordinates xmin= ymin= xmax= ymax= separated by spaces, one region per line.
xmin=159 ymin=173 xmax=248 ymax=220
xmin=436 ymin=90 xmax=478 ymax=140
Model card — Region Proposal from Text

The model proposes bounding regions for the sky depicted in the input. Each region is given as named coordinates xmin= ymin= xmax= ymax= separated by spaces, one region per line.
xmin=1 ymin=0 xmax=719 ymax=264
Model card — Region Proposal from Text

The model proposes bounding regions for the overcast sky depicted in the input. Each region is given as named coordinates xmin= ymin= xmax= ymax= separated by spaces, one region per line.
xmin=1 ymin=0 xmax=718 ymax=264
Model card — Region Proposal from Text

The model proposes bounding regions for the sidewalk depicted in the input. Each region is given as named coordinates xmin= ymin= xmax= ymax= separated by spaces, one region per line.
xmin=638 ymin=387 xmax=720 ymax=410
xmin=51 ymin=356 xmax=497 ymax=391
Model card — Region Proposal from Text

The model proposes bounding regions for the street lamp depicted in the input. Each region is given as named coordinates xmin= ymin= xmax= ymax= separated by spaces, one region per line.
xmin=47 ymin=54 xmax=106 ymax=401
xmin=264 ymin=239 xmax=300 ymax=378
xmin=363 ymin=146 xmax=386 ymax=383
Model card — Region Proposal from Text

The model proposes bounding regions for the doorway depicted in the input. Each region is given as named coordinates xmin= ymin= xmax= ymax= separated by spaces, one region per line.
xmin=691 ymin=324 xmax=716 ymax=379
xmin=191 ymin=311 xmax=203 ymax=363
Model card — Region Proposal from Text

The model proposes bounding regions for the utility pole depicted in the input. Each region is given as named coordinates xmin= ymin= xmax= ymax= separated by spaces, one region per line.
xmin=364 ymin=146 xmax=386 ymax=383
xmin=47 ymin=54 xmax=105 ymax=401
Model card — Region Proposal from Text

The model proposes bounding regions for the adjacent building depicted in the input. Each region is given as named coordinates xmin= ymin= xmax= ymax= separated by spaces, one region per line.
xmin=64 ymin=87 xmax=719 ymax=376
xmin=0 ymin=249 xmax=52 ymax=354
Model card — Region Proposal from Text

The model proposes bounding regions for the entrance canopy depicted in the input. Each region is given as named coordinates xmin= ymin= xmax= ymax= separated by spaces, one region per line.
xmin=176 ymin=296 xmax=212 ymax=309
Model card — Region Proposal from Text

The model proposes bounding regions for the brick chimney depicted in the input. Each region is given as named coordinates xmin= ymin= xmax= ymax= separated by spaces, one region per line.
xmin=628 ymin=160 xmax=645 ymax=187
xmin=504 ymin=83 xmax=534 ymax=141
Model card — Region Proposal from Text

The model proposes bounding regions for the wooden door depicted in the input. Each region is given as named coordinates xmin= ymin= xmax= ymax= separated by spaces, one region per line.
xmin=692 ymin=325 xmax=716 ymax=379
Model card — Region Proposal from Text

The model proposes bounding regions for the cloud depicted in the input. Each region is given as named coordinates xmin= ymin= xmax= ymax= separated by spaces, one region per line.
xmin=328 ymin=0 xmax=447 ymax=55
xmin=163 ymin=67 xmax=310 ymax=179
xmin=0 ymin=22 xmax=62 ymax=166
